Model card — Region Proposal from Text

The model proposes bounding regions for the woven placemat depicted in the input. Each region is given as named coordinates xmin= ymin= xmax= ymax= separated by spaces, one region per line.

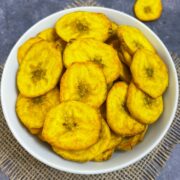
xmin=0 ymin=1 xmax=180 ymax=179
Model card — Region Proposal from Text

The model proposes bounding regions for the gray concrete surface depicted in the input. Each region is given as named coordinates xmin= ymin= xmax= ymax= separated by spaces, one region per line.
xmin=0 ymin=0 xmax=180 ymax=179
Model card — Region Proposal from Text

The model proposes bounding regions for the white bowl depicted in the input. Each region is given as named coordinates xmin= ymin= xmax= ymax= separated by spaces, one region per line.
xmin=1 ymin=7 xmax=179 ymax=174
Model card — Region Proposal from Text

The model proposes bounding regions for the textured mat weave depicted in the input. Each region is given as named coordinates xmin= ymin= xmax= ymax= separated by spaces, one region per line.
xmin=0 ymin=1 xmax=180 ymax=179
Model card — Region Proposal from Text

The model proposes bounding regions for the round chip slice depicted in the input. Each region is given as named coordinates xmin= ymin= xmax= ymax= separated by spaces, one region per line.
xmin=63 ymin=38 xmax=123 ymax=84
xmin=16 ymin=87 xmax=60 ymax=134
xmin=107 ymin=82 xmax=145 ymax=136
xmin=55 ymin=11 xmax=112 ymax=42
xmin=17 ymin=40 xmax=62 ymax=97
xmin=93 ymin=132 xmax=122 ymax=161
xmin=131 ymin=49 xmax=168 ymax=98
xmin=127 ymin=83 xmax=163 ymax=124
xmin=52 ymin=119 xmax=111 ymax=162
xmin=42 ymin=101 xmax=102 ymax=150
xmin=117 ymin=125 xmax=148 ymax=151
xmin=37 ymin=28 xmax=59 ymax=42
xmin=93 ymin=149 xmax=114 ymax=162
xmin=117 ymin=25 xmax=155 ymax=55
xmin=134 ymin=0 xmax=163 ymax=21
xmin=60 ymin=62 xmax=107 ymax=108
xmin=17 ymin=37 xmax=42 ymax=64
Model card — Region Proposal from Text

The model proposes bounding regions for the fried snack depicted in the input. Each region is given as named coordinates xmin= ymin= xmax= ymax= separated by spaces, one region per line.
xmin=131 ymin=49 xmax=168 ymax=98
xmin=55 ymin=11 xmax=112 ymax=42
xmin=134 ymin=0 xmax=163 ymax=21
xmin=16 ymin=87 xmax=60 ymax=134
xmin=37 ymin=28 xmax=59 ymax=42
xmin=117 ymin=125 xmax=148 ymax=151
xmin=60 ymin=62 xmax=107 ymax=108
xmin=17 ymin=37 xmax=42 ymax=64
xmin=42 ymin=101 xmax=101 ymax=150
xmin=117 ymin=25 xmax=155 ymax=55
xmin=120 ymin=46 xmax=132 ymax=66
xmin=17 ymin=41 xmax=62 ymax=97
xmin=63 ymin=38 xmax=123 ymax=84
xmin=109 ymin=22 xmax=118 ymax=36
xmin=127 ymin=83 xmax=163 ymax=124
xmin=52 ymin=119 xmax=111 ymax=162
xmin=106 ymin=38 xmax=132 ymax=83
xmin=29 ymin=128 xmax=41 ymax=134
xmin=93 ymin=132 xmax=122 ymax=161
xmin=93 ymin=149 xmax=114 ymax=162
xmin=107 ymin=82 xmax=145 ymax=136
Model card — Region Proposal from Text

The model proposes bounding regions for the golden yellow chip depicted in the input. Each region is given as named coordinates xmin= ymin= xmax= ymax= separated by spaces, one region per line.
xmin=93 ymin=149 xmax=114 ymax=162
xmin=134 ymin=0 xmax=163 ymax=21
xmin=16 ymin=87 xmax=60 ymax=134
xmin=42 ymin=101 xmax=101 ymax=150
xmin=130 ymin=49 xmax=168 ymax=98
xmin=52 ymin=119 xmax=111 ymax=162
xmin=120 ymin=46 xmax=132 ymax=66
xmin=117 ymin=25 xmax=155 ymax=55
xmin=107 ymin=82 xmax=145 ymax=136
xmin=63 ymin=38 xmax=123 ymax=84
xmin=117 ymin=125 xmax=148 ymax=151
xmin=55 ymin=11 xmax=112 ymax=42
xmin=29 ymin=128 xmax=41 ymax=134
xmin=17 ymin=37 xmax=42 ymax=64
xmin=106 ymin=38 xmax=131 ymax=83
xmin=17 ymin=41 xmax=63 ymax=97
xmin=127 ymin=83 xmax=163 ymax=124
xmin=60 ymin=62 xmax=107 ymax=108
xmin=93 ymin=132 xmax=122 ymax=161
xmin=37 ymin=28 xmax=59 ymax=42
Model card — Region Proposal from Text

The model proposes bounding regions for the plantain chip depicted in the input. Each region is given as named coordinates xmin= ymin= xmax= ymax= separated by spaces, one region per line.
xmin=117 ymin=125 xmax=148 ymax=151
xmin=52 ymin=119 xmax=111 ymax=162
xmin=117 ymin=25 xmax=155 ymax=55
xmin=107 ymin=82 xmax=145 ymax=136
xmin=130 ymin=49 xmax=168 ymax=98
xmin=55 ymin=11 xmax=112 ymax=42
xmin=17 ymin=40 xmax=63 ymax=97
xmin=60 ymin=62 xmax=107 ymax=108
xmin=42 ymin=101 xmax=101 ymax=150
xmin=93 ymin=131 xmax=122 ymax=161
xmin=29 ymin=128 xmax=41 ymax=135
xmin=93 ymin=149 xmax=114 ymax=162
xmin=63 ymin=38 xmax=123 ymax=84
xmin=127 ymin=83 xmax=163 ymax=124
xmin=37 ymin=28 xmax=59 ymax=42
xmin=16 ymin=87 xmax=60 ymax=134
xmin=17 ymin=37 xmax=42 ymax=64
xmin=134 ymin=0 xmax=163 ymax=21
xmin=120 ymin=46 xmax=132 ymax=66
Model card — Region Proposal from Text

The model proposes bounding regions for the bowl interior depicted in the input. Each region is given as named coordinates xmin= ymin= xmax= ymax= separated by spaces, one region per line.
xmin=1 ymin=7 xmax=178 ymax=174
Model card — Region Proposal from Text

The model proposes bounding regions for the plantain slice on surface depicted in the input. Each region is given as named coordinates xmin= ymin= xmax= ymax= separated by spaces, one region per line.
xmin=106 ymin=82 xmax=145 ymax=136
xmin=17 ymin=40 xmax=63 ymax=97
xmin=55 ymin=11 xmax=112 ymax=42
xmin=117 ymin=125 xmax=148 ymax=151
xmin=117 ymin=25 xmax=155 ymax=56
xmin=127 ymin=83 xmax=163 ymax=124
xmin=63 ymin=38 xmax=123 ymax=84
xmin=52 ymin=119 xmax=111 ymax=162
xmin=93 ymin=132 xmax=122 ymax=161
xmin=130 ymin=49 xmax=168 ymax=98
xmin=17 ymin=37 xmax=42 ymax=64
xmin=42 ymin=101 xmax=102 ymax=151
xmin=37 ymin=28 xmax=59 ymax=42
xmin=134 ymin=0 xmax=163 ymax=21
xmin=16 ymin=87 xmax=60 ymax=134
xmin=60 ymin=62 xmax=107 ymax=108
